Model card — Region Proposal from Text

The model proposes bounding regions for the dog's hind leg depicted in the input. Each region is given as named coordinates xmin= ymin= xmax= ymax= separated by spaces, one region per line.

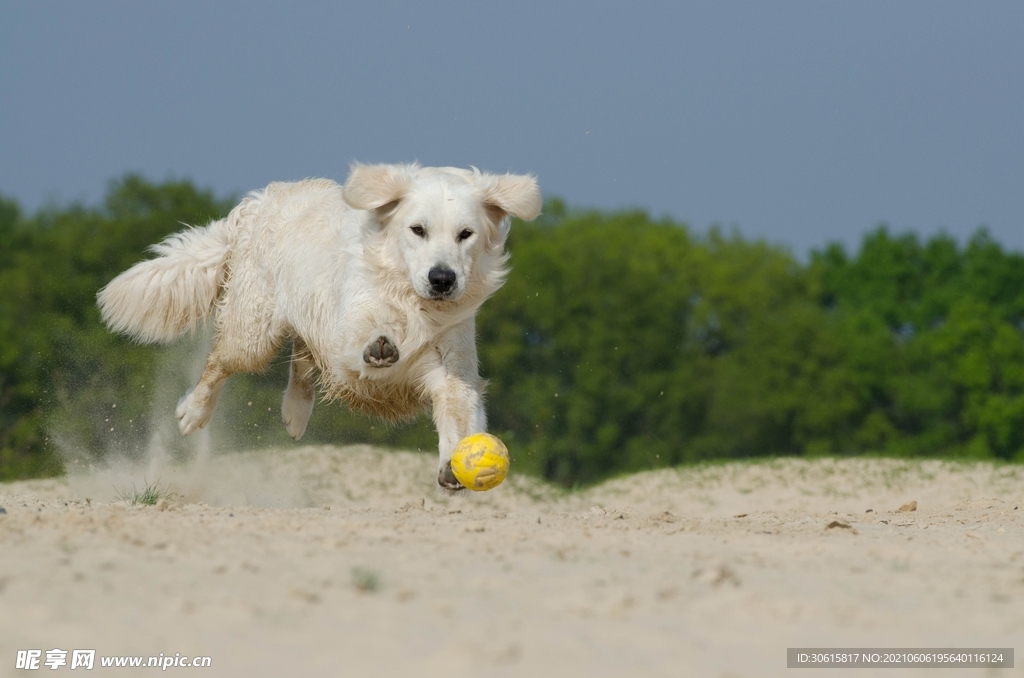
xmin=173 ymin=242 xmax=288 ymax=436
xmin=282 ymin=336 xmax=317 ymax=440
xmin=175 ymin=347 xmax=233 ymax=436
xmin=174 ymin=320 xmax=284 ymax=436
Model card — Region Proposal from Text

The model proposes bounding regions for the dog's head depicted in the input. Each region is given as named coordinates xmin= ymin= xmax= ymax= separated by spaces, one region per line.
xmin=343 ymin=163 xmax=541 ymax=302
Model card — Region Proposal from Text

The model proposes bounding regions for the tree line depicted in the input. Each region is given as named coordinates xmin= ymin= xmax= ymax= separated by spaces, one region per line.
xmin=2 ymin=177 xmax=1023 ymax=485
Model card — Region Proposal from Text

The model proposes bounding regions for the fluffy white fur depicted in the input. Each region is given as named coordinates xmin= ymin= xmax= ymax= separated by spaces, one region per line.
xmin=97 ymin=164 xmax=541 ymax=489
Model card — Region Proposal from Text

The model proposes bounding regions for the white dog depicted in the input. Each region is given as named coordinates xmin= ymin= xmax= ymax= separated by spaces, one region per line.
xmin=97 ymin=164 xmax=541 ymax=489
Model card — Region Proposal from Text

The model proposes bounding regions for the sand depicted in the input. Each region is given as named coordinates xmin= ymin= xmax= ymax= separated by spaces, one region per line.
xmin=1 ymin=445 xmax=1022 ymax=677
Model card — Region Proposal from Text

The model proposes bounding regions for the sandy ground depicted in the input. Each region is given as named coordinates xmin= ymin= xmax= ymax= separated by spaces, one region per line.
xmin=1 ymin=445 xmax=1022 ymax=677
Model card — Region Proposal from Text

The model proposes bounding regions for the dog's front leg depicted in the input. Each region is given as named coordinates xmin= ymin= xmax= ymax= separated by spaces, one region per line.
xmin=425 ymin=326 xmax=487 ymax=490
xmin=430 ymin=372 xmax=487 ymax=490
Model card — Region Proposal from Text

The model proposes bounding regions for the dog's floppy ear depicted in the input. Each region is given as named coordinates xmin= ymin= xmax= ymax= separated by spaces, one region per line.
xmin=343 ymin=163 xmax=418 ymax=212
xmin=481 ymin=172 xmax=542 ymax=223
xmin=477 ymin=172 xmax=542 ymax=246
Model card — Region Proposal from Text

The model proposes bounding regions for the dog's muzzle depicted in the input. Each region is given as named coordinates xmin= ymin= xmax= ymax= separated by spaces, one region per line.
xmin=427 ymin=266 xmax=458 ymax=299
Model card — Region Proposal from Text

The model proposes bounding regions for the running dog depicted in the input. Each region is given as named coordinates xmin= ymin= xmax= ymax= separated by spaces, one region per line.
xmin=97 ymin=163 xmax=541 ymax=489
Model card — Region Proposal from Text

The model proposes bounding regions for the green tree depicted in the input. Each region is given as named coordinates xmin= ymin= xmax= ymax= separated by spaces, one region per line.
xmin=4 ymin=181 xmax=1024 ymax=485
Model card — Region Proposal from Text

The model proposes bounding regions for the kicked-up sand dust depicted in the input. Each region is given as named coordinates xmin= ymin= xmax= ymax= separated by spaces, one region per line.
xmin=2 ymin=446 xmax=1022 ymax=677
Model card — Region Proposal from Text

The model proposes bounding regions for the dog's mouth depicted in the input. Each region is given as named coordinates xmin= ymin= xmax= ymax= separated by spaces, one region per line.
xmin=419 ymin=283 xmax=462 ymax=302
xmin=425 ymin=289 xmax=459 ymax=302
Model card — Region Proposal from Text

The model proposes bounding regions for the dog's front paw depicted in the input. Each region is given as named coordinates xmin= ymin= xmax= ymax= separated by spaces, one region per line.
xmin=363 ymin=335 xmax=399 ymax=368
xmin=437 ymin=461 xmax=465 ymax=491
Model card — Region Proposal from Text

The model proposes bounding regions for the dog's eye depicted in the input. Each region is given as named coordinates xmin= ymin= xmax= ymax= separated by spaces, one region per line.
xmin=410 ymin=225 xmax=425 ymax=237
xmin=458 ymin=229 xmax=474 ymax=242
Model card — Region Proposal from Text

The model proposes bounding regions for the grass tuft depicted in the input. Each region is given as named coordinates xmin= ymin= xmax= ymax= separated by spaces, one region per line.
xmin=351 ymin=567 xmax=381 ymax=593
xmin=114 ymin=479 xmax=172 ymax=506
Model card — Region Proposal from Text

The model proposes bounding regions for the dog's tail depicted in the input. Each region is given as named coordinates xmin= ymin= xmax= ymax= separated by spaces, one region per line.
xmin=97 ymin=215 xmax=233 ymax=344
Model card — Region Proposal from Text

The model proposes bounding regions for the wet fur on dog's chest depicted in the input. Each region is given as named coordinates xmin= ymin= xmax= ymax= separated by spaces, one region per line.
xmin=322 ymin=367 xmax=430 ymax=421
xmin=311 ymin=316 xmax=442 ymax=422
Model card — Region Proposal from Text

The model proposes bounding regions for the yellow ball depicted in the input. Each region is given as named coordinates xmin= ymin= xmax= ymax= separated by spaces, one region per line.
xmin=450 ymin=433 xmax=510 ymax=491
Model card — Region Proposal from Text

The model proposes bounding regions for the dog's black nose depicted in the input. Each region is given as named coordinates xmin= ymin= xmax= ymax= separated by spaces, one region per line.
xmin=428 ymin=266 xmax=457 ymax=295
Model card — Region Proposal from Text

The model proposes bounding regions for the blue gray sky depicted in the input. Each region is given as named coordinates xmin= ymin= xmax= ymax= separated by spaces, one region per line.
xmin=2 ymin=1 xmax=1022 ymax=256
